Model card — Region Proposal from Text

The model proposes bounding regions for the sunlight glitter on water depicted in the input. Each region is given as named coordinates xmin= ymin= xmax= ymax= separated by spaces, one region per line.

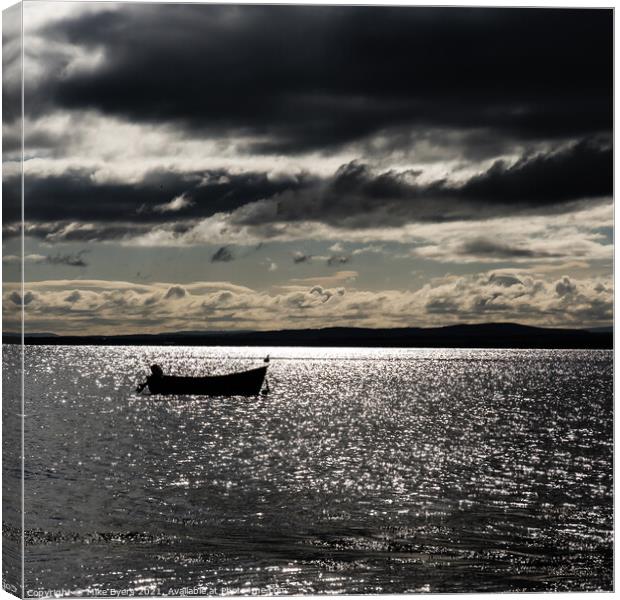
xmin=2 ymin=345 xmax=612 ymax=594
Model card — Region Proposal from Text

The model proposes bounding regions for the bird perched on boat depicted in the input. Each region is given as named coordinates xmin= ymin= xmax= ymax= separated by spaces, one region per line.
xmin=264 ymin=355 xmax=270 ymax=363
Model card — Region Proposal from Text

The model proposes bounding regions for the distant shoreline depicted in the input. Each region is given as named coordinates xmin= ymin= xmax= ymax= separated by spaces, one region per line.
xmin=2 ymin=323 xmax=612 ymax=349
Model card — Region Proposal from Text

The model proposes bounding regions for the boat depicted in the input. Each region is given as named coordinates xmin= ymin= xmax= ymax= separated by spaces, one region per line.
xmin=144 ymin=365 xmax=268 ymax=396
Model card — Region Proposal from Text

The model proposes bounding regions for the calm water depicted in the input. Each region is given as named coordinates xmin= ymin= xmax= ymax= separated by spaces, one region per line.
xmin=3 ymin=345 xmax=613 ymax=594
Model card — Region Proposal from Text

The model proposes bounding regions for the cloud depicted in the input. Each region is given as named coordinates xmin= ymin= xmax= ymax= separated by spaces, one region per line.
xmin=152 ymin=193 xmax=194 ymax=213
xmin=487 ymin=273 xmax=523 ymax=288
xmin=6 ymin=5 xmax=610 ymax=337
xmin=419 ymin=273 xmax=613 ymax=325
xmin=291 ymin=252 xmax=350 ymax=266
xmin=45 ymin=250 xmax=89 ymax=267
xmin=457 ymin=239 xmax=561 ymax=260
xmin=9 ymin=291 xmax=35 ymax=306
xmin=3 ymin=272 xmax=611 ymax=334
xmin=326 ymin=255 xmax=350 ymax=266
xmin=164 ymin=285 xmax=187 ymax=299
xmin=407 ymin=204 xmax=613 ymax=266
xmin=4 ymin=167 xmax=312 ymax=229
xmin=3 ymin=254 xmax=46 ymax=264
xmin=414 ymin=233 xmax=611 ymax=266
xmin=352 ymin=245 xmax=384 ymax=256
xmin=555 ymin=276 xmax=577 ymax=297
xmin=211 ymin=246 xmax=233 ymax=262
xmin=4 ymin=143 xmax=611 ymax=246
xmin=287 ymin=271 xmax=359 ymax=287
xmin=293 ymin=251 xmax=311 ymax=264
xmin=231 ymin=143 xmax=612 ymax=230
xmin=2 ymin=4 xmax=21 ymax=124
xmin=458 ymin=139 xmax=613 ymax=206
xmin=4 ymin=221 xmax=150 ymax=243
xmin=2 ymin=251 xmax=89 ymax=267
xmin=64 ymin=290 xmax=82 ymax=303
xmin=28 ymin=6 xmax=610 ymax=152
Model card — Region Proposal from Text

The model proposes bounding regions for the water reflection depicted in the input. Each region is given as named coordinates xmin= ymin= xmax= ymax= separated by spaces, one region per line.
xmin=4 ymin=345 xmax=612 ymax=594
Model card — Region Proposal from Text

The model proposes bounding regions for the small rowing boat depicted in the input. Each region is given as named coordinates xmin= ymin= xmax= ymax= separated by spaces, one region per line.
xmin=138 ymin=362 xmax=269 ymax=396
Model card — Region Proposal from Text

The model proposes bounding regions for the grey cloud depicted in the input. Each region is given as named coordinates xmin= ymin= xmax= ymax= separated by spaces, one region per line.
xmin=310 ymin=285 xmax=340 ymax=303
xmin=211 ymin=247 xmax=233 ymax=262
xmin=327 ymin=255 xmax=350 ymax=266
xmin=458 ymin=239 xmax=560 ymax=260
xmin=425 ymin=297 xmax=461 ymax=315
xmin=555 ymin=276 xmax=577 ymax=297
xmin=5 ymin=142 xmax=612 ymax=242
xmin=4 ymin=168 xmax=313 ymax=229
xmin=232 ymin=142 xmax=612 ymax=230
xmin=3 ymin=221 xmax=153 ymax=243
xmin=571 ymin=298 xmax=613 ymax=322
xmin=9 ymin=291 xmax=35 ymax=306
xmin=31 ymin=6 xmax=611 ymax=152
xmin=293 ymin=252 xmax=311 ymax=264
xmin=64 ymin=290 xmax=82 ymax=303
xmin=419 ymin=273 xmax=613 ymax=326
xmin=487 ymin=274 xmax=523 ymax=287
xmin=45 ymin=250 xmax=89 ymax=267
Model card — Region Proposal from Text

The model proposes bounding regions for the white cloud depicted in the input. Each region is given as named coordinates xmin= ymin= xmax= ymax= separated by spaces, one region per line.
xmin=7 ymin=110 xmax=356 ymax=183
xmin=152 ymin=193 xmax=194 ymax=213
xmin=119 ymin=201 xmax=612 ymax=280
xmin=3 ymin=254 xmax=47 ymax=264
xmin=2 ymin=272 xmax=611 ymax=335
xmin=287 ymin=271 xmax=359 ymax=287
xmin=352 ymin=244 xmax=385 ymax=256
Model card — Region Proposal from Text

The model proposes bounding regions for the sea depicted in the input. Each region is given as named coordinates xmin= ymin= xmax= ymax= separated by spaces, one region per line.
xmin=2 ymin=345 xmax=613 ymax=595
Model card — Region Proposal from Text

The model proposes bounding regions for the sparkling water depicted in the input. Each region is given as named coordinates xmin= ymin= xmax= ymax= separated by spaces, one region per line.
xmin=3 ymin=345 xmax=613 ymax=594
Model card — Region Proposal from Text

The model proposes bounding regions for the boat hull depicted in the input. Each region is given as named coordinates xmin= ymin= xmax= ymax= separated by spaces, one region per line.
xmin=147 ymin=366 xmax=268 ymax=396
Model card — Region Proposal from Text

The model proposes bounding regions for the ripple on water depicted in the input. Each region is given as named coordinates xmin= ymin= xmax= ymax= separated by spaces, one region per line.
xmin=2 ymin=345 xmax=612 ymax=594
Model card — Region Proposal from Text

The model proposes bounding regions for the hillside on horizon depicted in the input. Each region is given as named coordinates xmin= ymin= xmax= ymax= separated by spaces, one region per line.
xmin=4 ymin=322 xmax=612 ymax=349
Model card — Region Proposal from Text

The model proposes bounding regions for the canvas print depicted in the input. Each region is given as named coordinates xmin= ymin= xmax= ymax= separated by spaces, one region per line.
xmin=2 ymin=2 xmax=613 ymax=596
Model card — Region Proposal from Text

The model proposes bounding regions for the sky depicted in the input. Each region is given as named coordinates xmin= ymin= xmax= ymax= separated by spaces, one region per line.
xmin=2 ymin=2 xmax=613 ymax=335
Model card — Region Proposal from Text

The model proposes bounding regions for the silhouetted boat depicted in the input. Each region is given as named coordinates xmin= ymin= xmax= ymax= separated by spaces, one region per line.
xmin=145 ymin=365 xmax=268 ymax=396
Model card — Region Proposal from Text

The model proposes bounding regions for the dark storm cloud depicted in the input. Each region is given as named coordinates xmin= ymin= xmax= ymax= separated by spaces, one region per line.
xmin=2 ymin=167 xmax=21 ymax=226
xmin=234 ymin=141 xmax=612 ymax=228
xmin=3 ymin=168 xmax=314 ymax=225
xmin=6 ymin=139 xmax=612 ymax=240
xmin=459 ymin=139 xmax=613 ymax=206
xmin=458 ymin=239 xmax=561 ymax=260
xmin=2 ymin=4 xmax=21 ymax=125
xmin=33 ymin=6 xmax=611 ymax=151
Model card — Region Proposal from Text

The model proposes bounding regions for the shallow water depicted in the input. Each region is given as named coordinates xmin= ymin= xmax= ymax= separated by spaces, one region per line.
xmin=3 ymin=345 xmax=613 ymax=594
